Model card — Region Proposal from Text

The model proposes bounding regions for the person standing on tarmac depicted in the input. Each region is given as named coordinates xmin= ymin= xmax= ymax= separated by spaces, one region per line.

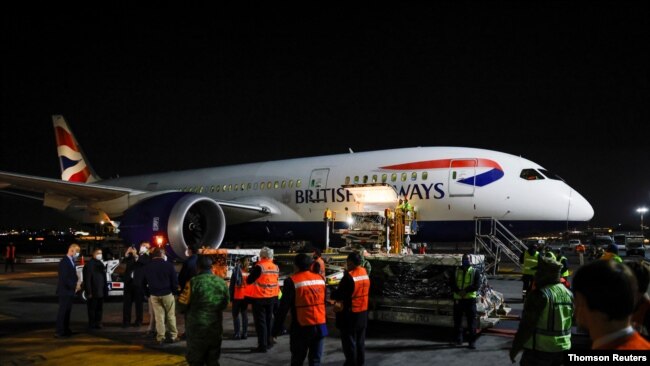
xmin=554 ymin=249 xmax=569 ymax=282
xmin=510 ymin=256 xmax=573 ymax=365
xmin=601 ymin=244 xmax=623 ymax=263
xmin=178 ymin=255 xmax=229 ymax=366
xmin=519 ymin=244 xmax=539 ymax=300
xmin=451 ymin=254 xmax=479 ymax=349
xmin=311 ymin=248 xmax=326 ymax=278
xmin=4 ymin=242 xmax=16 ymax=273
xmin=572 ymin=260 xmax=650 ymax=350
xmin=273 ymin=253 xmax=328 ymax=366
xmin=246 ymin=246 xmax=280 ymax=353
xmin=122 ymin=246 xmax=139 ymax=328
xmin=331 ymin=252 xmax=370 ymax=366
xmin=178 ymin=245 xmax=198 ymax=340
xmin=229 ymin=256 xmax=250 ymax=340
xmin=133 ymin=242 xmax=151 ymax=329
xmin=83 ymin=248 xmax=108 ymax=330
xmin=55 ymin=243 xmax=81 ymax=338
xmin=144 ymin=247 xmax=180 ymax=344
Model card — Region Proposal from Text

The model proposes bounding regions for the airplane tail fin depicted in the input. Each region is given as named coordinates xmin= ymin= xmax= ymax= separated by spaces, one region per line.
xmin=52 ymin=115 xmax=100 ymax=183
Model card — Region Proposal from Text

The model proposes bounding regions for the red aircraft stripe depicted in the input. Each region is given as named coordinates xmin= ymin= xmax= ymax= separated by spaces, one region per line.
xmin=68 ymin=169 xmax=90 ymax=183
xmin=380 ymin=158 xmax=502 ymax=171
xmin=55 ymin=126 xmax=79 ymax=152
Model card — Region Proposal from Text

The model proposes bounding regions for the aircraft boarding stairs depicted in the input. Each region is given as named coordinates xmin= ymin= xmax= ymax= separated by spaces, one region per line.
xmin=474 ymin=217 xmax=527 ymax=275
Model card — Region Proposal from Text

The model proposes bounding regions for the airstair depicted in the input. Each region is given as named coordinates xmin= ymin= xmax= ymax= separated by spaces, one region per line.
xmin=474 ymin=217 xmax=528 ymax=275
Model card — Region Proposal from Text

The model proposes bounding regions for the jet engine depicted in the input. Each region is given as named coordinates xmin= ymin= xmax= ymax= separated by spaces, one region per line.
xmin=118 ymin=192 xmax=226 ymax=260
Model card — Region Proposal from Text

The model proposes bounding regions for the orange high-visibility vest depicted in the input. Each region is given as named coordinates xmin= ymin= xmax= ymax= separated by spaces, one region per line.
xmin=349 ymin=266 xmax=370 ymax=312
xmin=5 ymin=245 xmax=15 ymax=259
xmin=233 ymin=271 xmax=249 ymax=300
xmin=311 ymin=257 xmax=326 ymax=277
xmin=247 ymin=258 xmax=280 ymax=299
xmin=291 ymin=271 xmax=326 ymax=326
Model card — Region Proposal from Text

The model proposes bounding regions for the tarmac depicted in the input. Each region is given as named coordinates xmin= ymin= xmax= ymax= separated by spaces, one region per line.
xmin=1 ymin=251 xmax=639 ymax=366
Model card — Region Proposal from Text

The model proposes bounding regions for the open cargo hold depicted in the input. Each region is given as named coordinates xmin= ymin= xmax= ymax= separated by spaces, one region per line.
xmin=366 ymin=253 xmax=508 ymax=328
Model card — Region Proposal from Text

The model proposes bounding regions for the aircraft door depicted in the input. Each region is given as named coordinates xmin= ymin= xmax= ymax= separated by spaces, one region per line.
xmin=309 ymin=168 xmax=330 ymax=189
xmin=448 ymin=159 xmax=477 ymax=197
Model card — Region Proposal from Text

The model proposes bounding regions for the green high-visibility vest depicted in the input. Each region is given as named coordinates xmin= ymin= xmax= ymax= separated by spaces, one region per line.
xmin=453 ymin=267 xmax=477 ymax=300
xmin=523 ymin=251 xmax=539 ymax=276
xmin=523 ymin=283 xmax=573 ymax=352
xmin=559 ymin=256 xmax=569 ymax=278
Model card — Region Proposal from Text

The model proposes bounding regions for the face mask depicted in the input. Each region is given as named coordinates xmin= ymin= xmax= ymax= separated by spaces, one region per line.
xmin=162 ymin=255 xmax=167 ymax=261
xmin=185 ymin=250 xmax=191 ymax=257
xmin=95 ymin=254 xmax=103 ymax=261
xmin=462 ymin=260 xmax=470 ymax=267
xmin=73 ymin=252 xmax=80 ymax=258
xmin=139 ymin=247 xmax=148 ymax=254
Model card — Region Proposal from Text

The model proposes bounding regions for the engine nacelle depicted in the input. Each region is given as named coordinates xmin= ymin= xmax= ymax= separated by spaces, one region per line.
xmin=118 ymin=192 xmax=226 ymax=260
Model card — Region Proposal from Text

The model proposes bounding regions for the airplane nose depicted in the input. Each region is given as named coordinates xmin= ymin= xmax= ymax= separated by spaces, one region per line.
xmin=568 ymin=189 xmax=594 ymax=221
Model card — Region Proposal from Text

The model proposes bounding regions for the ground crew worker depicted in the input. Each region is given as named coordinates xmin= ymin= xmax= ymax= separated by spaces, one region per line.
xmin=178 ymin=255 xmax=229 ymax=366
xmin=510 ymin=256 xmax=573 ymax=364
xmin=601 ymin=244 xmax=623 ymax=263
xmin=229 ymin=256 xmax=250 ymax=340
xmin=573 ymin=260 xmax=650 ymax=349
xmin=451 ymin=254 xmax=479 ymax=349
xmin=359 ymin=248 xmax=372 ymax=275
xmin=575 ymin=243 xmax=586 ymax=266
xmin=311 ymin=248 xmax=326 ymax=278
xmin=543 ymin=246 xmax=556 ymax=261
xmin=331 ymin=252 xmax=370 ymax=366
xmin=555 ymin=249 xmax=569 ymax=281
xmin=273 ymin=253 xmax=328 ymax=366
xmin=5 ymin=242 xmax=16 ymax=273
xmin=519 ymin=244 xmax=539 ymax=299
xmin=246 ymin=246 xmax=280 ymax=353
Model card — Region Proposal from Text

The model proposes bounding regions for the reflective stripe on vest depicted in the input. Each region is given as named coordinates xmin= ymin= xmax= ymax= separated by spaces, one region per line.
xmin=453 ymin=267 xmax=477 ymax=300
xmin=524 ymin=283 xmax=573 ymax=352
xmin=291 ymin=271 xmax=326 ymax=326
xmin=350 ymin=267 xmax=370 ymax=313
xmin=233 ymin=272 xmax=249 ymax=300
xmin=523 ymin=251 xmax=539 ymax=276
xmin=248 ymin=259 xmax=279 ymax=299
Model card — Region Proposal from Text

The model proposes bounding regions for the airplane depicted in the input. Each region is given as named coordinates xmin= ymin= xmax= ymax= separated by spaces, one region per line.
xmin=0 ymin=115 xmax=594 ymax=260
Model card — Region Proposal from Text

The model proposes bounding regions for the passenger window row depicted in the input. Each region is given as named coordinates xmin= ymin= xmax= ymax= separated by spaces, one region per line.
xmin=344 ymin=172 xmax=429 ymax=185
xmin=180 ymin=179 xmax=303 ymax=193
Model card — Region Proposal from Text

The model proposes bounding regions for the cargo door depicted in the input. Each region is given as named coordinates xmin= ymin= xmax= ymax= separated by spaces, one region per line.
xmin=448 ymin=159 xmax=477 ymax=197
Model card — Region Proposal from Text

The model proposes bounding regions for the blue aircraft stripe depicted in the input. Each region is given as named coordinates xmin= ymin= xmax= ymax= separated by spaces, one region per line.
xmin=458 ymin=168 xmax=504 ymax=187
xmin=59 ymin=155 xmax=79 ymax=170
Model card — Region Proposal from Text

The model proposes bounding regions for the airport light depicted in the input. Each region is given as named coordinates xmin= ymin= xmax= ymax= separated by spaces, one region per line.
xmin=637 ymin=207 xmax=648 ymax=234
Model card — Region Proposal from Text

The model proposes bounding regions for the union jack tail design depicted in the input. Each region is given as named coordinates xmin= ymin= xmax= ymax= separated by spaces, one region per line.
xmin=52 ymin=115 xmax=99 ymax=183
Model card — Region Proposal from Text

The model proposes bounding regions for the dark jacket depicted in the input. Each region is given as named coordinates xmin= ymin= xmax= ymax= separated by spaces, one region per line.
xmin=178 ymin=254 xmax=198 ymax=291
xmin=56 ymin=255 xmax=78 ymax=296
xmin=122 ymin=253 xmax=137 ymax=287
xmin=83 ymin=258 xmax=108 ymax=299
xmin=132 ymin=253 xmax=151 ymax=289
xmin=143 ymin=258 xmax=179 ymax=297
xmin=331 ymin=269 xmax=368 ymax=331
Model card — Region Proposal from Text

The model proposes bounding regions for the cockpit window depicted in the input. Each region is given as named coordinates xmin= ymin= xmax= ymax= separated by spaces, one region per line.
xmin=520 ymin=169 xmax=545 ymax=181
xmin=539 ymin=169 xmax=564 ymax=181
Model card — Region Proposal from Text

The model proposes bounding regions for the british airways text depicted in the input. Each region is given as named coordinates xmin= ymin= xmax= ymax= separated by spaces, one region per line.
xmin=295 ymin=183 xmax=445 ymax=204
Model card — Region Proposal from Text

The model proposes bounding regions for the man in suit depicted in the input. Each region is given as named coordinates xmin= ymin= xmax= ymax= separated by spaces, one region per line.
xmin=55 ymin=243 xmax=81 ymax=338
xmin=83 ymin=248 xmax=108 ymax=329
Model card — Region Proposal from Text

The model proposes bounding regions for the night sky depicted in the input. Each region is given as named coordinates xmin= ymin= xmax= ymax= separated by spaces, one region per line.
xmin=1 ymin=4 xmax=649 ymax=230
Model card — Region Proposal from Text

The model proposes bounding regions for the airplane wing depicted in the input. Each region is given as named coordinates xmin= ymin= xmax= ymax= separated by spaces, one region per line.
xmin=0 ymin=170 xmax=272 ymax=221
xmin=0 ymin=171 xmax=139 ymax=201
